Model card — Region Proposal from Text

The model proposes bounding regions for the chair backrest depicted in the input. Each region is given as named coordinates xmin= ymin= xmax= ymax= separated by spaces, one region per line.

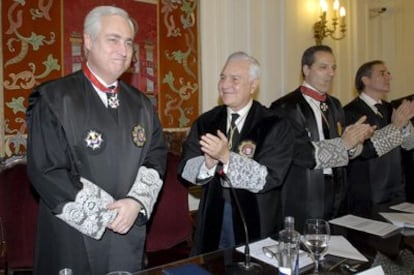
xmin=0 ymin=155 xmax=38 ymax=270
xmin=145 ymin=152 xmax=193 ymax=252
xmin=0 ymin=217 xmax=6 ymax=272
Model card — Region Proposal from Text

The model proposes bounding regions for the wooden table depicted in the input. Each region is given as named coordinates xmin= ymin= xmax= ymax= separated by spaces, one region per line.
xmin=137 ymin=219 xmax=414 ymax=274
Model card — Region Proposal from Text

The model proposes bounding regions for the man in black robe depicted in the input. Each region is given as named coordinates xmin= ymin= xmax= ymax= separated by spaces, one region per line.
xmin=392 ymin=94 xmax=414 ymax=202
xmin=179 ymin=52 xmax=294 ymax=255
xmin=344 ymin=60 xmax=414 ymax=216
xmin=26 ymin=6 xmax=167 ymax=274
xmin=269 ymin=45 xmax=375 ymax=232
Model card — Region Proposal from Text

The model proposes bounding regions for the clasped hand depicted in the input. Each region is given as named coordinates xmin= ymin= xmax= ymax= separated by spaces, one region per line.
xmin=200 ymin=130 xmax=231 ymax=168
xmin=107 ymin=198 xmax=141 ymax=234
xmin=342 ymin=116 xmax=375 ymax=150
xmin=392 ymin=99 xmax=414 ymax=129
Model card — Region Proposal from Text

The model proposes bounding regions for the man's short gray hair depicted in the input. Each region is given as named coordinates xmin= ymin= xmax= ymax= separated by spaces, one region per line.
xmin=226 ymin=51 xmax=261 ymax=81
xmin=84 ymin=6 xmax=137 ymax=51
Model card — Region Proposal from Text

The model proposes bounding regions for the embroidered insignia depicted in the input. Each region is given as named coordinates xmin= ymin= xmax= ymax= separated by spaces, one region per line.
xmin=238 ymin=140 xmax=256 ymax=158
xmin=108 ymin=94 xmax=120 ymax=109
xmin=320 ymin=102 xmax=329 ymax=112
xmin=84 ymin=130 xmax=104 ymax=150
xmin=132 ymin=124 xmax=146 ymax=147
xmin=337 ymin=122 xmax=342 ymax=136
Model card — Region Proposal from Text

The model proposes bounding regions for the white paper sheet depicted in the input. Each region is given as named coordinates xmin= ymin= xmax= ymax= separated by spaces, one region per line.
xmin=327 ymin=235 xmax=368 ymax=262
xmin=236 ymin=235 xmax=368 ymax=270
xmin=329 ymin=214 xmax=400 ymax=237
xmin=356 ymin=265 xmax=384 ymax=275
xmin=236 ymin=237 xmax=313 ymax=269
xmin=380 ymin=212 xmax=414 ymax=228
xmin=390 ymin=202 xmax=414 ymax=213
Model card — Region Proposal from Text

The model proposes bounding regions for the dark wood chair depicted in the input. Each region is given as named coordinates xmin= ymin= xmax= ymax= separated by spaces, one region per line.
xmin=145 ymin=152 xmax=193 ymax=267
xmin=0 ymin=155 xmax=38 ymax=275
xmin=0 ymin=217 xmax=6 ymax=275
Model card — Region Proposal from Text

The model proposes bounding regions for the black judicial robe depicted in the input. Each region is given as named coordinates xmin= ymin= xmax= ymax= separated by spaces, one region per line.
xmin=269 ymin=88 xmax=347 ymax=232
xmin=26 ymin=71 xmax=167 ymax=274
xmin=179 ymin=101 xmax=294 ymax=255
xmin=392 ymin=95 xmax=414 ymax=202
xmin=344 ymin=97 xmax=405 ymax=215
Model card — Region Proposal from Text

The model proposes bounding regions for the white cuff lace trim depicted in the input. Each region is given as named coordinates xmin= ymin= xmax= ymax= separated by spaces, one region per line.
xmin=127 ymin=166 xmax=163 ymax=219
xmin=371 ymin=124 xmax=403 ymax=156
xmin=56 ymin=177 xmax=117 ymax=240
xmin=312 ymin=137 xmax=348 ymax=169
xmin=402 ymin=123 xmax=414 ymax=150
xmin=181 ymin=156 xmax=205 ymax=184
xmin=225 ymin=153 xmax=267 ymax=193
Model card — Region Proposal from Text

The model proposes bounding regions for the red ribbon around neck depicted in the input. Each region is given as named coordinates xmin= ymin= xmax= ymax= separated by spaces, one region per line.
xmin=82 ymin=64 xmax=119 ymax=94
xmin=300 ymin=85 xmax=326 ymax=102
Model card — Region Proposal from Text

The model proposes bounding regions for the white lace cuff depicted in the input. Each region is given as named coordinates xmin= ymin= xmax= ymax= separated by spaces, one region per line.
xmin=312 ymin=137 xmax=348 ymax=169
xmin=224 ymin=153 xmax=267 ymax=193
xmin=371 ymin=124 xmax=403 ymax=156
xmin=402 ymin=122 xmax=414 ymax=150
xmin=181 ymin=156 xmax=205 ymax=184
xmin=56 ymin=177 xmax=117 ymax=240
xmin=127 ymin=166 xmax=163 ymax=219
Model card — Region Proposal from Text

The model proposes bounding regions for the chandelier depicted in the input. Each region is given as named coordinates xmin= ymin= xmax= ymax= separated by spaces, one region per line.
xmin=314 ymin=0 xmax=346 ymax=45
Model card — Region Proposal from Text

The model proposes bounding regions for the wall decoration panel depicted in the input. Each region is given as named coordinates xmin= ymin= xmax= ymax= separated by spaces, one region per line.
xmin=1 ymin=0 xmax=62 ymax=157
xmin=158 ymin=0 xmax=199 ymax=128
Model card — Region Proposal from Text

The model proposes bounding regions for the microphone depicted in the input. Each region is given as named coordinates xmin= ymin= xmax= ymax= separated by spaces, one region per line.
xmin=217 ymin=168 xmax=262 ymax=274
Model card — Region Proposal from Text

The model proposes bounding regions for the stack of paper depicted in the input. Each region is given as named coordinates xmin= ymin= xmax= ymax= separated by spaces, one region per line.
xmin=329 ymin=214 xmax=400 ymax=237
xmin=379 ymin=212 xmax=414 ymax=228
xmin=381 ymin=202 xmax=414 ymax=235
xmin=390 ymin=202 xmax=414 ymax=213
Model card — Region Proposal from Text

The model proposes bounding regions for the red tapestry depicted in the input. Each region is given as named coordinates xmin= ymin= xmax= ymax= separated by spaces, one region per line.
xmin=158 ymin=0 xmax=199 ymax=128
xmin=2 ymin=0 xmax=62 ymax=156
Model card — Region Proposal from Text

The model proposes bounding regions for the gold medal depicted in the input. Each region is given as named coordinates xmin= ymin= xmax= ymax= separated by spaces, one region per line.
xmin=132 ymin=124 xmax=146 ymax=147
xmin=238 ymin=140 xmax=256 ymax=158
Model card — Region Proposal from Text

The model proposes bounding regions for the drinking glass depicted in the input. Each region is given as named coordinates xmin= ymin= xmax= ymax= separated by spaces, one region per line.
xmin=303 ymin=219 xmax=330 ymax=273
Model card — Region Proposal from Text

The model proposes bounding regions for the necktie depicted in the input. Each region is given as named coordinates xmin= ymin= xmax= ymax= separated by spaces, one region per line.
xmin=301 ymin=86 xmax=330 ymax=138
xmin=227 ymin=113 xmax=240 ymax=151
xmin=374 ymin=103 xmax=388 ymax=127
xmin=221 ymin=113 xmax=240 ymax=243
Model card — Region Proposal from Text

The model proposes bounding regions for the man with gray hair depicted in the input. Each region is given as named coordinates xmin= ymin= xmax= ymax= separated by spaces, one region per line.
xmin=179 ymin=51 xmax=294 ymax=255
xmin=26 ymin=6 xmax=166 ymax=274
